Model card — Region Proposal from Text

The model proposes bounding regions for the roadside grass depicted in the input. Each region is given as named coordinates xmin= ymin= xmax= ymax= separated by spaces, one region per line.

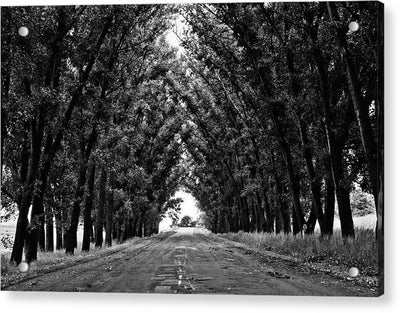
xmin=218 ymin=216 xmax=378 ymax=278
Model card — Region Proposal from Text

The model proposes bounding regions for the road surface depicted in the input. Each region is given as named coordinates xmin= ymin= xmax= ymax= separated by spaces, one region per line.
xmin=2 ymin=228 xmax=376 ymax=296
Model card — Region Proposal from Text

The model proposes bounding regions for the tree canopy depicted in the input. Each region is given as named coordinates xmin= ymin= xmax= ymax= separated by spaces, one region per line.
xmin=1 ymin=2 xmax=383 ymax=264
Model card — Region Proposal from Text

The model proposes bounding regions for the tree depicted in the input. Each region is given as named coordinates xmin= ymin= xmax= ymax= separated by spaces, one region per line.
xmin=179 ymin=215 xmax=192 ymax=227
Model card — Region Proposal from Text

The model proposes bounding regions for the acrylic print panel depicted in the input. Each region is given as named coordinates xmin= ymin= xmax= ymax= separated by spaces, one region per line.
xmin=0 ymin=1 xmax=384 ymax=296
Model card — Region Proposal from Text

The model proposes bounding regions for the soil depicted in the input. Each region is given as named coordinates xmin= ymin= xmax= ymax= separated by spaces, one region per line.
xmin=1 ymin=228 xmax=378 ymax=296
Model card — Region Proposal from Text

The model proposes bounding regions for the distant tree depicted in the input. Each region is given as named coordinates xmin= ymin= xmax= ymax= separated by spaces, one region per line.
xmin=179 ymin=215 xmax=192 ymax=227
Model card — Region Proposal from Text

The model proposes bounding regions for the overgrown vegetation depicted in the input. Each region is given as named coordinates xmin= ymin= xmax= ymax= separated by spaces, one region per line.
xmin=350 ymin=190 xmax=376 ymax=217
xmin=219 ymin=227 xmax=378 ymax=277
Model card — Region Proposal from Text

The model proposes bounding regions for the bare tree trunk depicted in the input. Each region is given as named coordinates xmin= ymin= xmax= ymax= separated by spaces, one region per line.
xmin=65 ymin=161 xmax=87 ymax=254
xmin=275 ymin=178 xmax=291 ymax=234
xmin=105 ymin=170 xmax=115 ymax=247
xmin=65 ymin=124 xmax=97 ymax=254
xmin=241 ymin=197 xmax=250 ymax=232
xmin=299 ymin=119 xmax=325 ymax=234
xmin=271 ymin=103 xmax=305 ymax=234
xmin=323 ymin=161 xmax=335 ymax=235
xmin=45 ymin=207 xmax=54 ymax=252
xmin=26 ymin=132 xmax=53 ymax=263
xmin=305 ymin=206 xmax=317 ymax=235
xmin=263 ymin=191 xmax=274 ymax=233
xmin=95 ymin=165 xmax=107 ymax=247
xmin=11 ymin=118 xmax=43 ymax=264
xmin=310 ymin=37 xmax=355 ymax=238
xmin=82 ymin=162 xmax=96 ymax=251
xmin=55 ymin=210 xmax=63 ymax=250
xmin=137 ymin=217 xmax=143 ymax=238
xmin=38 ymin=216 xmax=45 ymax=252
xmin=250 ymin=196 xmax=257 ymax=232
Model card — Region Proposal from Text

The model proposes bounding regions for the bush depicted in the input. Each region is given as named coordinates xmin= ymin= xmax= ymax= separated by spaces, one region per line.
xmin=350 ymin=190 xmax=375 ymax=216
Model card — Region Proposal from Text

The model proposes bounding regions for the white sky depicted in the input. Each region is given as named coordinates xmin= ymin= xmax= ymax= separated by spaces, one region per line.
xmin=159 ymin=190 xmax=200 ymax=231
xmin=165 ymin=15 xmax=186 ymax=57
xmin=174 ymin=190 xmax=200 ymax=221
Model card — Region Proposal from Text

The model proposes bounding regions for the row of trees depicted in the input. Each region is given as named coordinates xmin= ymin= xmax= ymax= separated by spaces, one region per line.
xmin=1 ymin=2 xmax=383 ymax=266
xmin=1 ymin=5 xmax=188 ymax=264
xmin=174 ymin=2 xmax=383 ymax=238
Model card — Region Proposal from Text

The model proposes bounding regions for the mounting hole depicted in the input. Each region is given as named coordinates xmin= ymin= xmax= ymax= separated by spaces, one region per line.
xmin=18 ymin=261 xmax=29 ymax=272
xmin=18 ymin=26 xmax=29 ymax=37
xmin=348 ymin=267 xmax=359 ymax=277
xmin=348 ymin=22 xmax=360 ymax=32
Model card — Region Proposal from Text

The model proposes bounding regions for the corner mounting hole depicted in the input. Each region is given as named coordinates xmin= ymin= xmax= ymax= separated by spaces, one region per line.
xmin=18 ymin=26 xmax=29 ymax=37
xmin=18 ymin=261 xmax=29 ymax=272
xmin=348 ymin=267 xmax=359 ymax=277
xmin=349 ymin=21 xmax=360 ymax=32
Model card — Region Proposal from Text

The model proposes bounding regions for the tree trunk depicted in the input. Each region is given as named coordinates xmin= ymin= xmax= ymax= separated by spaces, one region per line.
xmin=241 ymin=197 xmax=250 ymax=232
xmin=10 ymin=208 xmax=29 ymax=264
xmin=45 ymin=207 xmax=54 ymax=252
xmin=275 ymin=177 xmax=291 ymax=234
xmin=299 ymin=119 xmax=325 ymax=233
xmin=25 ymin=132 xmax=52 ymax=263
xmin=55 ymin=211 xmax=63 ymax=250
xmin=137 ymin=217 xmax=143 ymax=238
xmin=105 ymin=170 xmax=115 ymax=247
xmin=275 ymin=201 xmax=283 ymax=235
xmin=269 ymin=178 xmax=281 ymax=234
xmin=95 ymin=165 xmax=107 ymax=247
xmin=37 ymin=211 xmax=45 ymax=252
xmin=323 ymin=162 xmax=335 ymax=235
xmin=250 ymin=196 xmax=257 ymax=232
xmin=305 ymin=206 xmax=317 ymax=235
xmin=91 ymin=224 xmax=95 ymax=243
xmin=82 ymin=162 xmax=96 ymax=251
xmin=310 ymin=36 xmax=355 ymax=238
xmin=11 ymin=119 xmax=43 ymax=264
xmin=282 ymin=204 xmax=291 ymax=234
xmin=65 ymin=124 xmax=97 ymax=254
xmin=270 ymin=104 xmax=305 ymax=234
xmin=65 ymin=161 xmax=88 ymax=254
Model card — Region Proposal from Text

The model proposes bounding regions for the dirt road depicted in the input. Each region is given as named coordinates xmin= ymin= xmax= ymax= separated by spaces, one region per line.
xmin=2 ymin=228 xmax=376 ymax=296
